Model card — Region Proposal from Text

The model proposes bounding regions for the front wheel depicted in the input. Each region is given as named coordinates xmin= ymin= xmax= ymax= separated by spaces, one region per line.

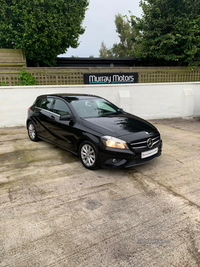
xmin=28 ymin=121 xmax=39 ymax=142
xmin=79 ymin=141 xmax=100 ymax=170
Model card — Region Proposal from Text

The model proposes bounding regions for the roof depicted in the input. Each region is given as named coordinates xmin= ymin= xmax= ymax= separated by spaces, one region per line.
xmin=37 ymin=93 xmax=102 ymax=102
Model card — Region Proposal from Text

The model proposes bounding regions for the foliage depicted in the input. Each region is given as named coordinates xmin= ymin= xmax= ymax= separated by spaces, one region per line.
xmin=18 ymin=69 xmax=36 ymax=85
xmin=0 ymin=81 xmax=6 ymax=86
xmin=131 ymin=0 xmax=200 ymax=66
xmin=0 ymin=0 xmax=89 ymax=66
xmin=99 ymin=14 xmax=135 ymax=58
xmin=99 ymin=41 xmax=109 ymax=58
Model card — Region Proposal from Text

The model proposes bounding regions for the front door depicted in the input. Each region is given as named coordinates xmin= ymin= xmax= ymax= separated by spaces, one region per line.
xmin=47 ymin=98 xmax=78 ymax=152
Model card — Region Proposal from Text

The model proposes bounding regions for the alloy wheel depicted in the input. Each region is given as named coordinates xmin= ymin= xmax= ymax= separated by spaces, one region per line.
xmin=28 ymin=122 xmax=39 ymax=142
xmin=81 ymin=143 xmax=97 ymax=168
xmin=29 ymin=123 xmax=36 ymax=140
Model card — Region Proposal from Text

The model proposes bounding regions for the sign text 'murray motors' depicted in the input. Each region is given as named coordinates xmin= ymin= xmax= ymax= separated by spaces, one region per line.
xmin=84 ymin=72 xmax=138 ymax=84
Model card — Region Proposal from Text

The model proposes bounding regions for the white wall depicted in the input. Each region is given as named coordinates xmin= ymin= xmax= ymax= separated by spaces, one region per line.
xmin=0 ymin=82 xmax=200 ymax=127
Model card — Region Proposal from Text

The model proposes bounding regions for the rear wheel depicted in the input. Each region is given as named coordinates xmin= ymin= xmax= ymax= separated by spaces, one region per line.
xmin=28 ymin=121 xmax=39 ymax=142
xmin=79 ymin=141 xmax=100 ymax=170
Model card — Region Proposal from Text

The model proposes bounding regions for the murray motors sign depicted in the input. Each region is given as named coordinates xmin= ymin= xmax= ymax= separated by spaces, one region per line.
xmin=84 ymin=72 xmax=138 ymax=84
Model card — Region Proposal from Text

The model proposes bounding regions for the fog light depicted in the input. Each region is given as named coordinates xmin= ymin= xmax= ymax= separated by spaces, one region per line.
xmin=105 ymin=158 xmax=127 ymax=167
xmin=112 ymin=159 xmax=122 ymax=164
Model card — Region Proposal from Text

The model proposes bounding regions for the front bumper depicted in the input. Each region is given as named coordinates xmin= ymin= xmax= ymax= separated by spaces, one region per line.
xmin=99 ymin=140 xmax=162 ymax=168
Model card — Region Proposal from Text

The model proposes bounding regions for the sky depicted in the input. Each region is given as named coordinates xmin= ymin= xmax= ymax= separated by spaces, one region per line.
xmin=60 ymin=0 xmax=142 ymax=58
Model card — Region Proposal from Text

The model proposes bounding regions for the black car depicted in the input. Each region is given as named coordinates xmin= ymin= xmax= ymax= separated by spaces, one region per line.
xmin=27 ymin=94 xmax=162 ymax=170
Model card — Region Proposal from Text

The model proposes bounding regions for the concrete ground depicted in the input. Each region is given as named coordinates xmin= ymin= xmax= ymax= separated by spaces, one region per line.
xmin=0 ymin=118 xmax=200 ymax=267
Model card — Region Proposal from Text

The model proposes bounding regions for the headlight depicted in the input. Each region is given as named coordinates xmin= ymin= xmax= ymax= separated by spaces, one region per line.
xmin=101 ymin=136 xmax=128 ymax=149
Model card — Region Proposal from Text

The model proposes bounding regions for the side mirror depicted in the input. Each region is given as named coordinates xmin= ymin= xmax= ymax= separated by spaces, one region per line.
xmin=59 ymin=114 xmax=72 ymax=121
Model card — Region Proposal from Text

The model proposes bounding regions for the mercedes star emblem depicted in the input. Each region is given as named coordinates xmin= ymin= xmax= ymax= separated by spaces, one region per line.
xmin=147 ymin=138 xmax=153 ymax=148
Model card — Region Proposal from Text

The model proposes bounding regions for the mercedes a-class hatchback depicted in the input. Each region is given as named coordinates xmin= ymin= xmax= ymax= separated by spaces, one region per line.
xmin=27 ymin=94 xmax=162 ymax=170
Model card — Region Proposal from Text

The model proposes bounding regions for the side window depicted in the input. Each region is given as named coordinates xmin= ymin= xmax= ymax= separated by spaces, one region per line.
xmin=53 ymin=99 xmax=71 ymax=116
xmin=35 ymin=97 xmax=42 ymax=107
xmin=35 ymin=98 xmax=40 ymax=107
xmin=40 ymin=97 xmax=54 ymax=111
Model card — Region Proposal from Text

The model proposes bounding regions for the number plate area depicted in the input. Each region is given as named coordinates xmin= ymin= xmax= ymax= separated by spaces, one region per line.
xmin=141 ymin=147 xmax=158 ymax=159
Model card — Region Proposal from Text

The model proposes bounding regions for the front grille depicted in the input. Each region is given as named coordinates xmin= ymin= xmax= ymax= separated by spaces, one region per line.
xmin=130 ymin=134 xmax=160 ymax=150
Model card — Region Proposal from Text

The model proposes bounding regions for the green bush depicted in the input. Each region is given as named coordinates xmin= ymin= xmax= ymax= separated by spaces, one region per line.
xmin=0 ymin=81 xmax=6 ymax=86
xmin=18 ymin=69 xmax=36 ymax=85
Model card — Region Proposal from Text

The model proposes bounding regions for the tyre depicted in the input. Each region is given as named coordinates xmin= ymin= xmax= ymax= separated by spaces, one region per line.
xmin=79 ymin=141 xmax=100 ymax=170
xmin=27 ymin=121 xmax=39 ymax=142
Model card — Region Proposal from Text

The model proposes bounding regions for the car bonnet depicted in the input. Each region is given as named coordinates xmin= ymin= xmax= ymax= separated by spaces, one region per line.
xmin=82 ymin=114 xmax=158 ymax=140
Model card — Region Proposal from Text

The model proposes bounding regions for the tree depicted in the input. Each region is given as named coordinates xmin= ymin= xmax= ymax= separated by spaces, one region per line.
xmin=131 ymin=0 xmax=200 ymax=66
xmin=0 ymin=0 xmax=89 ymax=66
xmin=99 ymin=14 xmax=135 ymax=58
xmin=99 ymin=41 xmax=108 ymax=58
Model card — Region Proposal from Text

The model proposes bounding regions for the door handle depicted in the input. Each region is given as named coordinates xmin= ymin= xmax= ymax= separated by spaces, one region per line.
xmin=50 ymin=116 xmax=55 ymax=120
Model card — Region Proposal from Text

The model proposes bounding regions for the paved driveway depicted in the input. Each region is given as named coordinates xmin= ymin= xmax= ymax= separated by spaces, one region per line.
xmin=0 ymin=118 xmax=200 ymax=267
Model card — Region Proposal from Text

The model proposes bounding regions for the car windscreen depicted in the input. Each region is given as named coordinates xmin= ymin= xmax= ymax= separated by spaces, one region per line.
xmin=70 ymin=98 xmax=121 ymax=118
